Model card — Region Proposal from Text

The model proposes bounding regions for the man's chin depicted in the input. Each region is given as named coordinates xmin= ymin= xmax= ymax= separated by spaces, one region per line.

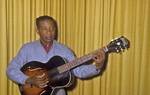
xmin=45 ymin=40 xmax=53 ymax=43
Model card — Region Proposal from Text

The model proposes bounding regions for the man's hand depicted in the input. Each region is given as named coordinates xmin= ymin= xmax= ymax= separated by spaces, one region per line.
xmin=25 ymin=73 xmax=49 ymax=88
xmin=93 ymin=49 xmax=106 ymax=69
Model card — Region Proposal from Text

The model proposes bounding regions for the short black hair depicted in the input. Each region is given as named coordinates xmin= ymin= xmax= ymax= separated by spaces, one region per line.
xmin=36 ymin=15 xmax=58 ymax=40
xmin=36 ymin=15 xmax=58 ymax=32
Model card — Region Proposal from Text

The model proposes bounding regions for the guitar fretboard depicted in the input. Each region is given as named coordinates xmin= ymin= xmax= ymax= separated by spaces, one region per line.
xmin=57 ymin=47 xmax=108 ymax=73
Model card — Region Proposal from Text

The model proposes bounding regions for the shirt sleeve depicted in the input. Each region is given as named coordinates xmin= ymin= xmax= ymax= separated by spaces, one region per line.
xmin=6 ymin=45 xmax=29 ymax=84
xmin=64 ymin=47 xmax=100 ymax=79
xmin=73 ymin=64 xmax=100 ymax=78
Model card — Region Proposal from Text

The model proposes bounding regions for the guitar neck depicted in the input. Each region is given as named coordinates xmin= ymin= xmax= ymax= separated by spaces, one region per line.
xmin=57 ymin=47 xmax=108 ymax=73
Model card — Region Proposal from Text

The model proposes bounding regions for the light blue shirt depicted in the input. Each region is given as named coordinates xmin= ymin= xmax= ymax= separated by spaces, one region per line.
xmin=6 ymin=40 xmax=100 ymax=95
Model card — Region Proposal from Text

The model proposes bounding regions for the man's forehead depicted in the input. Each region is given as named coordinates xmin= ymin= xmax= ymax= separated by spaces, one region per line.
xmin=38 ymin=20 xmax=54 ymax=26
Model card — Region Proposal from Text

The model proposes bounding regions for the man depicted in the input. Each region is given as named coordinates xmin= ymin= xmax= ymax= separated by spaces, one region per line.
xmin=6 ymin=15 xmax=106 ymax=95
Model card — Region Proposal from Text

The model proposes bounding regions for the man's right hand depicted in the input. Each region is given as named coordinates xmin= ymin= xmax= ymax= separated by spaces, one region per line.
xmin=25 ymin=73 xmax=49 ymax=88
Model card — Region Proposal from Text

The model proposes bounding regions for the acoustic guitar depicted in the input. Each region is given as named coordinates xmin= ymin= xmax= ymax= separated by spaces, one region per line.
xmin=19 ymin=36 xmax=130 ymax=95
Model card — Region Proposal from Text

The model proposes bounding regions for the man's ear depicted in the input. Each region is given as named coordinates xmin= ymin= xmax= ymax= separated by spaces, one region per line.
xmin=35 ymin=25 xmax=39 ymax=33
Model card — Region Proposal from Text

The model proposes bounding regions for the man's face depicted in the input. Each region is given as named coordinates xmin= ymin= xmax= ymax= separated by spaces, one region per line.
xmin=37 ymin=20 xmax=55 ymax=45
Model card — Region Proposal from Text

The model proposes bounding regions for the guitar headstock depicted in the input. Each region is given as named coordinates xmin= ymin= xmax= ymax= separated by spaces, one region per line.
xmin=104 ymin=36 xmax=130 ymax=53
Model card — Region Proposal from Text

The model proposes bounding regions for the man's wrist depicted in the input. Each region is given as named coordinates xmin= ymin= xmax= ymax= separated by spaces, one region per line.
xmin=95 ymin=62 xmax=104 ymax=70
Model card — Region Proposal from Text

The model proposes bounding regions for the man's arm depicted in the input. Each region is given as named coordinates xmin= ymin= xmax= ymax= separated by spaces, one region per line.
xmin=65 ymin=47 xmax=105 ymax=79
xmin=74 ymin=49 xmax=105 ymax=78
xmin=6 ymin=45 xmax=29 ymax=84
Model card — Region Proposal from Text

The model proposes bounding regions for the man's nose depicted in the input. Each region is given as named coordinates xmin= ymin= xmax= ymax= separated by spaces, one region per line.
xmin=47 ymin=30 xmax=52 ymax=35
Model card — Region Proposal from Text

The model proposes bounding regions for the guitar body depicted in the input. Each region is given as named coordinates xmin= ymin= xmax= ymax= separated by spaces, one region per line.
xmin=19 ymin=56 xmax=73 ymax=95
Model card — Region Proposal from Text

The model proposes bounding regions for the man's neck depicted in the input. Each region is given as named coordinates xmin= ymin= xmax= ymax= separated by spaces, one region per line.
xmin=40 ymin=40 xmax=53 ymax=53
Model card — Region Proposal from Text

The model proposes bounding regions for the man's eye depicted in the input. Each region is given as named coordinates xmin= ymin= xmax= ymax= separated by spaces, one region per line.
xmin=40 ymin=29 xmax=47 ymax=31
